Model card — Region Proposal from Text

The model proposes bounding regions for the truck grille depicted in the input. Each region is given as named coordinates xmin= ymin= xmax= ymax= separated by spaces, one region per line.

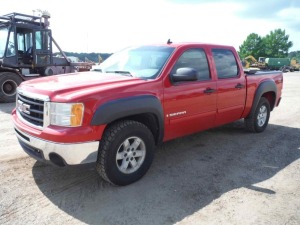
xmin=17 ymin=93 xmax=44 ymax=127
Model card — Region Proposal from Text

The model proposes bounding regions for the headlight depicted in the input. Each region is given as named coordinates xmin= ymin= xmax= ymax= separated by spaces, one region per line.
xmin=50 ymin=102 xmax=84 ymax=127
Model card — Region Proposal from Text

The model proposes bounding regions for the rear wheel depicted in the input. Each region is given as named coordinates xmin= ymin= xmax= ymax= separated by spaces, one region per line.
xmin=245 ymin=97 xmax=270 ymax=133
xmin=0 ymin=72 xmax=23 ymax=103
xmin=96 ymin=120 xmax=155 ymax=186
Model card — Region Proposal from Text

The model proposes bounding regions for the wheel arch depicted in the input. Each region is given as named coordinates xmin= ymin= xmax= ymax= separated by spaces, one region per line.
xmin=261 ymin=92 xmax=276 ymax=111
xmin=91 ymin=95 xmax=164 ymax=145
xmin=0 ymin=68 xmax=24 ymax=79
xmin=248 ymin=80 xmax=277 ymax=117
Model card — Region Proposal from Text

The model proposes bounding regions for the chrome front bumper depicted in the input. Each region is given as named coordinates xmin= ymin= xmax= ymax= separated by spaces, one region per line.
xmin=14 ymin=126 xmax=99 ymax=166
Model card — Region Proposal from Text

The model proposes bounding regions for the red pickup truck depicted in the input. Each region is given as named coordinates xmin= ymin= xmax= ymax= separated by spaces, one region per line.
xmin=12 ymin=43 xmax=283 ymax=185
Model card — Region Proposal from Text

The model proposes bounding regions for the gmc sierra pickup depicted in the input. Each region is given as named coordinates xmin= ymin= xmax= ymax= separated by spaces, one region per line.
xmin=12 ymin=43 xmax=283 ymax=185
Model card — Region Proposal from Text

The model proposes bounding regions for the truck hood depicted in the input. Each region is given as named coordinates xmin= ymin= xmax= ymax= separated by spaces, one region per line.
xmin=19 ymin=71 xmax=146 ymax=101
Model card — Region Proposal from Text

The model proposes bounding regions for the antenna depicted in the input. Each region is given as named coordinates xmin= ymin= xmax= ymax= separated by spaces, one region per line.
xmin=167 ymin=39 xmax=172 ymax=44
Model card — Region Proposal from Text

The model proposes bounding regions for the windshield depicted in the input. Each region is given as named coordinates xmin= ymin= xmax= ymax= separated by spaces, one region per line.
xmin=0 ymin=27 xmax=9 ymax=58
xmin=93 ymin=46 xmax=175 ymax=79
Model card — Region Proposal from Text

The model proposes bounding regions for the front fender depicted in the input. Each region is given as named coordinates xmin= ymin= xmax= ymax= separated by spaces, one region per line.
xmin=91 ymin=95 xmax=164 ymax=143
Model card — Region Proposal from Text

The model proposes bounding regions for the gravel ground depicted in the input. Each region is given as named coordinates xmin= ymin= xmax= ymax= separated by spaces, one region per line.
xmin=0 ymin=72 xmax=299 ymax=225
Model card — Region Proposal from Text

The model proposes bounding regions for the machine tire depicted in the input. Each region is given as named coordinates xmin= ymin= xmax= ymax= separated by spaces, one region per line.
xmin=244 ymin=97 xmax=270 ymax=133
xmin=0 ymin=72 xmax=23 ymax=103
xmin=96 ymin=120 xmax=155 ymax=186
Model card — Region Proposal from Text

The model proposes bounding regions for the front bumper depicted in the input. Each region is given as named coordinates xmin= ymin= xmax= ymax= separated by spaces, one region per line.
xmin=14 ymin=126 xmax=99 ymax=166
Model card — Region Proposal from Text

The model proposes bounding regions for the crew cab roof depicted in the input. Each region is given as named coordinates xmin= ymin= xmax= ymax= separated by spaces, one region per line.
xmin=148 ymin=42 xmax=235 ymax=49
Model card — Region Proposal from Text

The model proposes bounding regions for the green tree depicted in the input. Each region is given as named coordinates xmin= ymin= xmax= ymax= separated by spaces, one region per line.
xmin=239 ymin=33 xmax=264 ymax=59
xmin=288 ymin=51 xmax=300 ymax=61
xmin=263 ymin=29 xmax=293 ymax=58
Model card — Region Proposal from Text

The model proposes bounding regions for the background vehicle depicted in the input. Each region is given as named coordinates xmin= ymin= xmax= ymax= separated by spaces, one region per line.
xmin=12 ymin=43 xmax=283 ymax=186
xmin=0 ymin=12 xmax=91 ymax=102
xmin=243 ymin=55 xmax=294 ymax=72
xmin=242 ymin=55 xmax=267 ymax=70
xmin=290 ymin=59 xmax=300 ymax=71
xmin=265 ymin=58 xmax=291 ymax=70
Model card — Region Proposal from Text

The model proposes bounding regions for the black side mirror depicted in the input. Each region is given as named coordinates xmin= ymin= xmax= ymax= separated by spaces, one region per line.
xmin=170 ymin=67 xmax=198 ymax=82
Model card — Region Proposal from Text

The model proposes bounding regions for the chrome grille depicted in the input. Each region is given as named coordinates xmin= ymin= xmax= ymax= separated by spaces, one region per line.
xmin=17 ymin=93 xmax=44 ymax=127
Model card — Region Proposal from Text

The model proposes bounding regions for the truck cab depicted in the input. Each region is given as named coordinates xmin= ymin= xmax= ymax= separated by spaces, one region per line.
xmin=0 ymin=12 xmax=91 ymax=103
xmin=0 ymin=13 xmax=53 ymax=74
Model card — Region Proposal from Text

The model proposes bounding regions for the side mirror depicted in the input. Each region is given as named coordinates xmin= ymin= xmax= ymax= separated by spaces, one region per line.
xmin=170 ymin=67 xmax=198 ymax=82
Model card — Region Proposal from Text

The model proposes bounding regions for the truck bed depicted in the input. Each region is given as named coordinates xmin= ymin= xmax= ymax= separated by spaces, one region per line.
xmin=246 ymin=70 xmax=282 ymax=76
xmin=242 ymin=70 xmax=283 ymax=118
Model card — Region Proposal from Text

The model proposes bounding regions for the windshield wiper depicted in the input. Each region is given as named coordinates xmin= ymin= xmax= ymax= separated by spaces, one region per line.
xmin=106 ymin=70 xmax=133 ymax=77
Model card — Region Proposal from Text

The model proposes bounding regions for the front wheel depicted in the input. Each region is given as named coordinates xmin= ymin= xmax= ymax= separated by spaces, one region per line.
xmin=96 ymin=120 xmax=155 ymax=186
xmin=245 ymin=97 xmax=270 ymax=133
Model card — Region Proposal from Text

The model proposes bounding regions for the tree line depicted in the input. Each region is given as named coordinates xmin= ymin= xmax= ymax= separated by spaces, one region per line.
xmin=238 ymin=29 xmax=294 ymax=60
xmin=288 ymin=50 xmax=300 ymax=60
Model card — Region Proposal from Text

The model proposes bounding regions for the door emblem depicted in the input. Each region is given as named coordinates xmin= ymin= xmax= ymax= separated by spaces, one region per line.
xmin=167 ymin=111 xmax=186 ymax=117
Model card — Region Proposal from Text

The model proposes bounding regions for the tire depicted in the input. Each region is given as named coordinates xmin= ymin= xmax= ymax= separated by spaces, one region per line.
xmin=0 ymin=72 xmax=23 ymax=103
xmin=96 ymin=120 xmax=155 ymax=186
xmin=244 ymin=97 xmax=270 ymax=133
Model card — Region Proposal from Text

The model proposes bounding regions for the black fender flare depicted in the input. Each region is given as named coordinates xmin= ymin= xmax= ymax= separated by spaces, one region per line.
xmin=0 ymin=68 xmax=23 ymax=79
xmin=91 ymin=95 xmax=164 ymax=143
xmin=249 ymin=80 xmax=277 ymax=116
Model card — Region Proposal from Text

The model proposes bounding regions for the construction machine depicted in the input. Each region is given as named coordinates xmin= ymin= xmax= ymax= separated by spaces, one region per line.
xmin=291 ymin=59 xmax=300 ymax=71
xmin=0 ymin=12 xmax=91 ymax=102
xmin=243 ymin=55 xmax=267 ymax=70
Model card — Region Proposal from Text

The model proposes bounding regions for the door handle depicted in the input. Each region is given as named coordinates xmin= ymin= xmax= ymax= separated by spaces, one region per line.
xmin=235 ymin=83 xmax=245 ymax=89
xmin=203 ymin=88 xmax=216 ymax=94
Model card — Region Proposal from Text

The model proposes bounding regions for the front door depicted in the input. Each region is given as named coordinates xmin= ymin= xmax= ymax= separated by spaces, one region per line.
xmin=163 ymin=48 xmax=217 ymax=141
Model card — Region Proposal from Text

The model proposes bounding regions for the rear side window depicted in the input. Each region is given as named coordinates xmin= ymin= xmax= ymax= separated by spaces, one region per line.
xmin=212 ymin=49 xmax=239 ymax=79
xmin=171 ymin=48 xmax=210 ymax=81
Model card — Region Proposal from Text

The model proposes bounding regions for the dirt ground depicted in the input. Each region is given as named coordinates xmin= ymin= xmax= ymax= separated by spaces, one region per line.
xmin=0 ymin=72 xmax=299 ymax=225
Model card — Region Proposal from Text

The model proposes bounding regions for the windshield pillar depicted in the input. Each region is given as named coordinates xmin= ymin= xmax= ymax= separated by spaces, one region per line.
xmin=0 ymin=27 xmax=9 ymax=58
xmin=6 ymin=29 xmax=16 ymax=57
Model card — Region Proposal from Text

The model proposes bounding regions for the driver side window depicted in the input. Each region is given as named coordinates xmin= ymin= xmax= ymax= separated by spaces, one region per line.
xmin=171 ymin=48 xmax=210 ymax=81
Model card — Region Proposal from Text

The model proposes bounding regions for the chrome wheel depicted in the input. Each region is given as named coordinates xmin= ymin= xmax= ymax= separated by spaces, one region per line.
xmin=257 ymin=105 xmax=267 ymax=127
xmin=244 ymin=97 xmax=270 ymax=133
xmin=97 ymin=120 xmax=155 ymax=186
xmin=116 ymin=136 xmax=146 ymax=174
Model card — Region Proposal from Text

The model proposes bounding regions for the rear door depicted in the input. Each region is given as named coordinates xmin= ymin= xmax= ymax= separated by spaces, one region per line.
xmin=163 ymin=47 xmax=217 ymax=141
xmin=212 ymin=48 xmax=246 ymax=126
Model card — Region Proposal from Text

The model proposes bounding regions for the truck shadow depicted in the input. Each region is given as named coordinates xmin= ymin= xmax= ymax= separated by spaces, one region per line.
xmin=32 ymin=121 xmax=300 ymax=225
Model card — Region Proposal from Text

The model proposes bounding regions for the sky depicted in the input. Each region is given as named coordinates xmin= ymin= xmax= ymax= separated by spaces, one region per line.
xmin=1 ymin=0 xmax=299 ymax=53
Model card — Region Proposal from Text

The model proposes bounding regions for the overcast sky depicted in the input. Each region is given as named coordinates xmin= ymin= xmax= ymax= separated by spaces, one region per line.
xmin=1 ymin=0 xmax=299 ymax=53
